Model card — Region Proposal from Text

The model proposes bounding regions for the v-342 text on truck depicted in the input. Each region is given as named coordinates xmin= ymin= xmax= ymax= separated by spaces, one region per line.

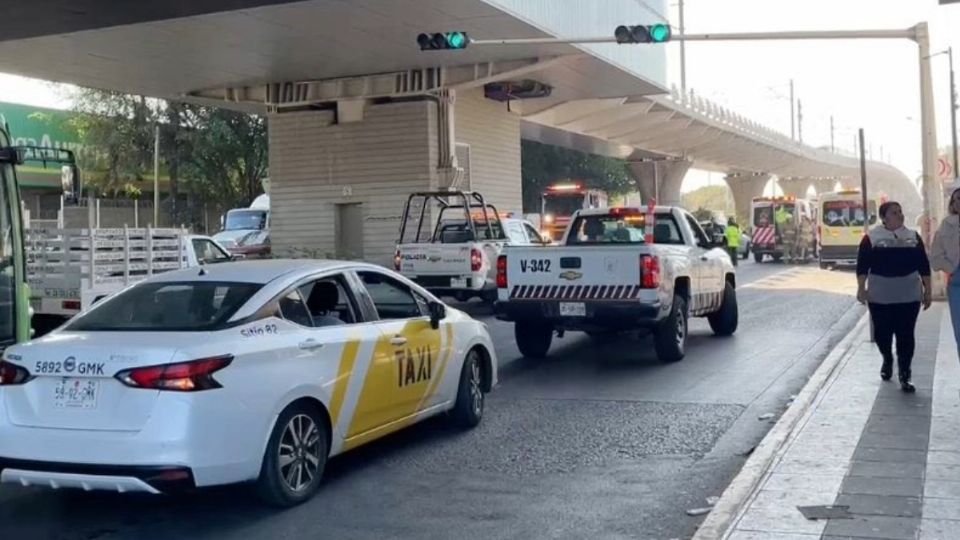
xmin=494 ymin=206 xmax=738 ymax=362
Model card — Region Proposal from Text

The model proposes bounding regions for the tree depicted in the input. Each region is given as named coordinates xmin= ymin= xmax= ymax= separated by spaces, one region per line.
xmin=681 ymin=185 xmax=735 ymax=218
xmin=59 ymin=89 xmax=268 ymax=229
xmin=521 ymin=140 xmax=634 ymax=212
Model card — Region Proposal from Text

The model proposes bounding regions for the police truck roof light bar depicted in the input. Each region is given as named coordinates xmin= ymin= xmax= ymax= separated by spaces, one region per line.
xmin=547 ymin=183 xmax=583 ymax=192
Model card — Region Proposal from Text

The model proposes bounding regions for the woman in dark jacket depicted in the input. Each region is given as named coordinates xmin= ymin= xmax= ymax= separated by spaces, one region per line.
xmin=856 ymin=201 xmax=932 ymax=392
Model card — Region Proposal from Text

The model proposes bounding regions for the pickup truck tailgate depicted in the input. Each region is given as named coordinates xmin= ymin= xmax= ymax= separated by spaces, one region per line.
xmin=397 ymin=243 xmax=474 ymax=275
xmin=502 ymin=246 xmax=645 ymax=300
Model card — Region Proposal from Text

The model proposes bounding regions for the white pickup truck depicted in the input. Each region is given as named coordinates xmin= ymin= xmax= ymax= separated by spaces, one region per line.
xmin=27 ymin=227 xmax=232 ymax=322
xmin=395 ymin=191 xmax=546 ymax=303
xmin=494 ymin=206 xmax=738 ymax=362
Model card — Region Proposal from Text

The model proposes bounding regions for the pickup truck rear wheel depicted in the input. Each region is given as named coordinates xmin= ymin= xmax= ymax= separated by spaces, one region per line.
xmin=515 ymin=322 xmax=553 ymax=359
xmin=708 ymin=281 xmax=739 ymax=336
xmin=654 ymin=295 xmax=687 ymax=363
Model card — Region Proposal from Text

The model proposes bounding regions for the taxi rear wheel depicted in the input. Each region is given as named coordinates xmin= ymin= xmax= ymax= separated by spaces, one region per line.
xmin=256 ymin=403 xmax=329 ymax=507
xmin=451 ymin=349 xmax=484 ymax=428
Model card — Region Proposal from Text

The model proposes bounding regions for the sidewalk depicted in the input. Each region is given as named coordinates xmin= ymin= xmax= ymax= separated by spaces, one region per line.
xmin=707 ymin=304 xmax=960 ymax=540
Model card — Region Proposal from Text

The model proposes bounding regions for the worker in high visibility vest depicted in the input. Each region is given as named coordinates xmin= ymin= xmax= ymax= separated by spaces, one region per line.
xmin=725 ymin=218 xmax=741 ymax=267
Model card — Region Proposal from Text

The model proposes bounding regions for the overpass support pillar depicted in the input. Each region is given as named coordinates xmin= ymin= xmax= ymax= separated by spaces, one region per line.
xmin=267 ymin=89 xmax=522 ymax=266
xmin=777 ymin=177 xmax=814 ymax=199
xmin=725 ymin=173 xmax=771 ymax=224
xmin=813 ymin=179 xmax=838 ymax=197
xmin=626 ymin=160 xmax=692 ymax=207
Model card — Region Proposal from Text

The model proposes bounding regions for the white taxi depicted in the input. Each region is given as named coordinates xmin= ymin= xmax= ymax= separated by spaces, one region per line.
xmin=0 ymin=259 xmax=497 ymax=506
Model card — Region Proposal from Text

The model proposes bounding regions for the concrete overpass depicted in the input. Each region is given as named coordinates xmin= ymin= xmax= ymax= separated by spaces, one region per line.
xmin=0 ymin=0 xmax=920 ymax=263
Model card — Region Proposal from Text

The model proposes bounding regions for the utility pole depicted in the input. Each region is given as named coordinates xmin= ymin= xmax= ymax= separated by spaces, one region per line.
xmin=790 ymin=79 xmax=795 ymax=141
xmin=797 ymin=99 xmax=803 ymax=144
xmin=153 ymin=124 xmax=160 ymax=226
xmin=950 ymin=47 xmax=958 ymax=177
xmin=679 ymin=0 xmax=687 ymax=93
xmin=830 ymin=115 xmax=835 ymax=152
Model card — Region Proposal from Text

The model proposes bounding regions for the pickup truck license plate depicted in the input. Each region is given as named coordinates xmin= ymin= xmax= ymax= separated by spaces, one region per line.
xmin=559 ymin=302 xmax=586 ymax=317
xmin=54 ymin=378 xmax=99 ymax=409
xmin=451 ymin=277 xmax=468 ymax=288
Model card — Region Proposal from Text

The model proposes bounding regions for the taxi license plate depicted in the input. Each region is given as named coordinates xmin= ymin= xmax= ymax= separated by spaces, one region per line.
xmin=54 ymin=378 xmax=100 ymax=409
xmin=559 ymin=302 xmax=586 ymax=317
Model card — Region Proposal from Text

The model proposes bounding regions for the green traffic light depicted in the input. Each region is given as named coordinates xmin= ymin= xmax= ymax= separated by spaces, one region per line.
xmin=649 ymin=24 xmax=671 ymax=43
xmin=446 ymin=32 xmax=467 ymax=49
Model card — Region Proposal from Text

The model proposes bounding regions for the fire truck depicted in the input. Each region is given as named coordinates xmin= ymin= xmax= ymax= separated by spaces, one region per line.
xmin=750 ymin=195 xmax=817 ymax=263
xmin=540 ymin=182 xmax=607 ymax=241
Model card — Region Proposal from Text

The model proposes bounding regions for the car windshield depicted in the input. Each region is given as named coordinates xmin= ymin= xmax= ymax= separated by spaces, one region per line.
xmin=434 ymin=220 xmax=504 ymax=242
xmin=822 ymin=200 xmax=875 ymax=227
xmin=224 ymin=210 xmax=267 ymax=231
xmin=543 ymin=194 xmax=585 ymax=217
xmin=64 ymin=281 xmax=262 ymax=332
xmin=567 ymin=213 xmax=647 ymax=245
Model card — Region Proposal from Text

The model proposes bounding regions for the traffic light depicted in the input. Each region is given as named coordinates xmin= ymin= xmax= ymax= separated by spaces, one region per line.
xmin=417 ymin=32 xmax=470 ymax=51
xmin=614 ymin=24 xmax=672 ymax=44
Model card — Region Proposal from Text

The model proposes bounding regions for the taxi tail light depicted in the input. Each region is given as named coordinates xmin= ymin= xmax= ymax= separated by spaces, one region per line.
xmin=0 ymin=361 xmax=31 ymax=386
xmin=116 ymin=355 xmax=233 ymax=392
xmin=640 ymin=255 xmax=660 ymax=289
xmin=393 ymin=249 xmax=402 ymax=271
xmin=471 ymin=248 xmax=483 ymax=272
xmin=496 ymin=255 xmax=508 ymax=288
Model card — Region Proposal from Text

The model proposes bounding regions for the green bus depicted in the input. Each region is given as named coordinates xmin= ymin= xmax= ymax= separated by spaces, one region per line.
xmin=0 ymin=126 xmax=30 ymax=349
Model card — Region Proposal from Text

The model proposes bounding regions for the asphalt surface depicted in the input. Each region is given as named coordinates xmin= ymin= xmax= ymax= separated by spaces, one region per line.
xmin=0 ymin=260 xmax=865 ymax=540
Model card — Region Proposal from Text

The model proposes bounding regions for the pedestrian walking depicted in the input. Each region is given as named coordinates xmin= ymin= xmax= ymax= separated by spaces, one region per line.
xmin=931 ymin=187 xmax=960 ymax=356
xmin=856 ymin=201 xmax=932 ymax=393
xmin=725 ymin=218 xmax=741 ymax=267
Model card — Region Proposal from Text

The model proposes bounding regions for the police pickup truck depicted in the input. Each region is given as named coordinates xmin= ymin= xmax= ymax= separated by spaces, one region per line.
xmin=395 ymin=191 xmax=545 ymax=303
xmin=494 ymin=206 xmax=738 ymax=362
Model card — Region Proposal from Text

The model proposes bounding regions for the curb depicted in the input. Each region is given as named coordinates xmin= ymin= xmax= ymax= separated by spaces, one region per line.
xmin=691 ymin=310 xmax=870 ymax=540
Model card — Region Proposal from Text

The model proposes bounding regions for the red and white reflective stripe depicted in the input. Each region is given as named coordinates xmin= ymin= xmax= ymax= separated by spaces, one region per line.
xmin=753 ymin=226 xmax=775 ymax=246
xmin=509 ymin=284 xmax=642 ymax=300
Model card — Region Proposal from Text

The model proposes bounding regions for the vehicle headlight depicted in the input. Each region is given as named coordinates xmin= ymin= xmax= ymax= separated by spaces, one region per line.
xmin=543 ymin=214 xmax=554 ymax=224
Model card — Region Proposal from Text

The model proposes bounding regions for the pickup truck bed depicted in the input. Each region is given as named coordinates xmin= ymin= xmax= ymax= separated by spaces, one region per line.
xmin=495 ymin=206 xmax=738 ymax=362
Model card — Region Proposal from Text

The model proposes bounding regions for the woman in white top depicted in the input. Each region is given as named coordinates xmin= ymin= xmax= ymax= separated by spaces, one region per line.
xmin=931 ymin=187 xmax=960 ymax=353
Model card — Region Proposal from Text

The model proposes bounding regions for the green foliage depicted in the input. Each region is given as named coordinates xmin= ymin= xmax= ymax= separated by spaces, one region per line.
xmin=681 ymin=185 xmax=734 ymax=217
xmin=62 ymin=88 xmax=268 ymax=228
xmin=521 ymin=140 xmax=634 ymax=212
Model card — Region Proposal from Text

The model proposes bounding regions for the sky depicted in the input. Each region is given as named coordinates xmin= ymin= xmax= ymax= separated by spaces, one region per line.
xmin=669 ymin=0 xmax=960 ymax=192
xmin=0 ymin=0 xmax=957 ymax=195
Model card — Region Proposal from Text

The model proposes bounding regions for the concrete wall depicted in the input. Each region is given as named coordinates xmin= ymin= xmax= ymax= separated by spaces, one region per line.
xmin=269 ymin=101 xmax=436 ymax=265
xmin=455 ymin=90 xmax=523 ymax=215
xmin=269 ymin=91 xmax=525 ymax=266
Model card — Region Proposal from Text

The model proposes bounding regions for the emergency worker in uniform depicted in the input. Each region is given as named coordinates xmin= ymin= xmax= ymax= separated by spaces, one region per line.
xmin=725 ymin=218 xmax=741 ymax=267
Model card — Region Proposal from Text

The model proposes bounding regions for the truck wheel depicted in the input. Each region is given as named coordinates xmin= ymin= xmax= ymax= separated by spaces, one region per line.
xmin=772 ymin=254 xmax=783 ymax=263
xmin=654 ymin=295 xmax=687 ymax=363
xmin=516 ymin=322 xmax=553 ymax=359
xmin=741 ymin=245 xmax=750 ymax=260
xmin=481 ymin=289 xmax=498 ymax=304
xmin=753 ymin=252 xmax=763 ymax=263
xmin=707 ymin=282 xmax=738 ymax=336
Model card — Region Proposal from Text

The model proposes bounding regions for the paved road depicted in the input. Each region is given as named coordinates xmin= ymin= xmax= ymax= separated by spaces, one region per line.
xmin=0 ymin=261 xmax=865 ymax=540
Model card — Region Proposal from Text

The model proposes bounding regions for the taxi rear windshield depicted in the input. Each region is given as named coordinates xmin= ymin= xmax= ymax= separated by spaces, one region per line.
xmin=65 ymin=281 xmax=262 ymax=332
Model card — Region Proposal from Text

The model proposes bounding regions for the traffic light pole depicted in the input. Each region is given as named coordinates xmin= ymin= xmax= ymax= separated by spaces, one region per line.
xmin=469 ymin=24 xmax=944 ymax=295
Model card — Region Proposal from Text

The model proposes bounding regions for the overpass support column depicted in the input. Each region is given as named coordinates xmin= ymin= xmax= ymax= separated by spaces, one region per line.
xmin=813 ymin=179 xmax=838 ymax=197
xmin=777 ymin=177 xmax=814 ymax=199
xmin=725 ymin=173 xmax=770 ymax=224
xmin=626 ymin=159 xmax=692 ymax=207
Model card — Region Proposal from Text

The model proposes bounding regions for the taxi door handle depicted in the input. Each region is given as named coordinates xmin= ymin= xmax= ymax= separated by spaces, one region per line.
xmin=390 ymin=336 xmax=408 ymax=347
xmin=299 ymin=339 xmax=324 ymax=351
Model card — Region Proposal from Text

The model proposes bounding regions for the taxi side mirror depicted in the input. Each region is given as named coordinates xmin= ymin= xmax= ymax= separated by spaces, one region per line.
xmin=428 ymin=301 xmax=446 ymax=329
